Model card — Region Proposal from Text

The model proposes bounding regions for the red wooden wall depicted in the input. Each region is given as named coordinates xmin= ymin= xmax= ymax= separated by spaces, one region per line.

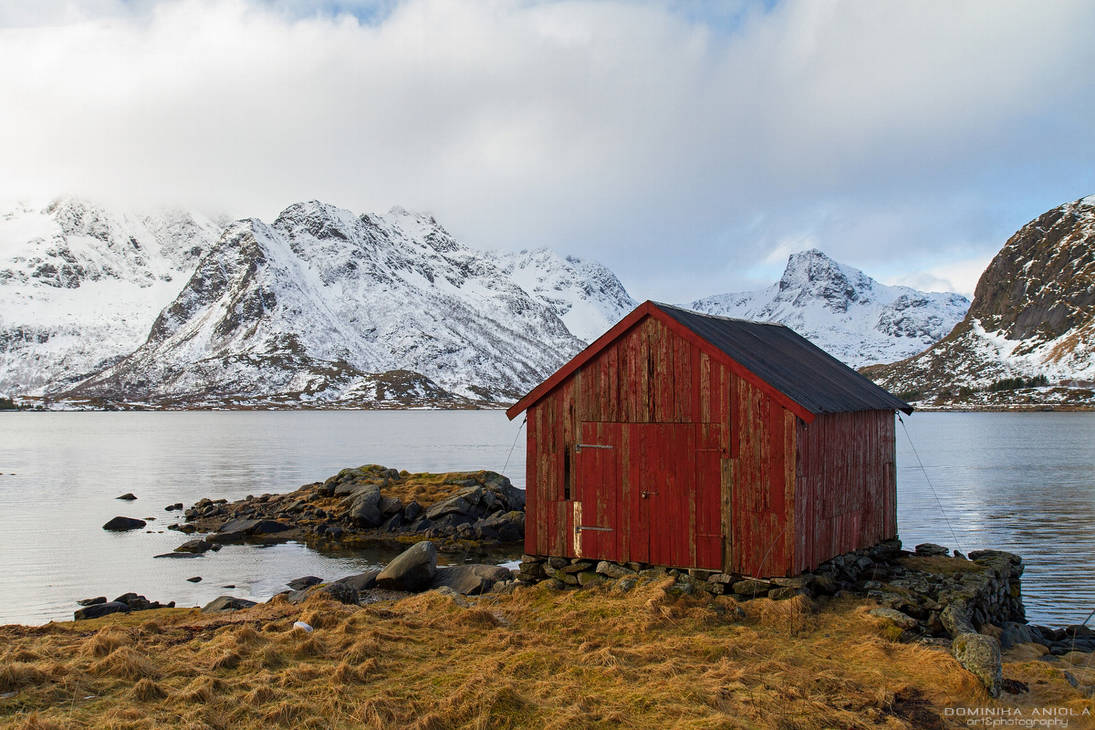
xmin=792 ymin=410 xmax=897 ymax=573
xmin=524 ymin=316 xmax=732 ymax=570
xmin=522 ymin=312 xmax=898 ymax=577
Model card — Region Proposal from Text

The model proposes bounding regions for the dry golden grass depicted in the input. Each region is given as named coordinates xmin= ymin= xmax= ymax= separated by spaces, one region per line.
xmin=0 ymin=582 xmax=1091 ymax=729
xmin=382 ymin=469 xmax=497 ymax=508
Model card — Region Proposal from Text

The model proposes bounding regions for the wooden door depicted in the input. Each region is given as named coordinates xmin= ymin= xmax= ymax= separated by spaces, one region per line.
xmin=577 ymin=422 xmax=724 ymax=570
xmin=575 ymin=422 xmax=622 ymax=561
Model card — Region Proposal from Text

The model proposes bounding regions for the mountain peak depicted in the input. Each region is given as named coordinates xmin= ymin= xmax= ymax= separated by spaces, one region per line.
xmin=689 ymin=249 xmax=969 ymax=368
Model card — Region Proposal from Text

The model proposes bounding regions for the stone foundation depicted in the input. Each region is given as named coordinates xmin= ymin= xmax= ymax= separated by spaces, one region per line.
xmin=517 ymin=539 xmax=1023 ymax=628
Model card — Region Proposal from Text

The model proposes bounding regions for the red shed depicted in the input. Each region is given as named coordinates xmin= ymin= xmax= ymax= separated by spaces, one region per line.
xmin=506 ymin=301 xmax=912 ymax=578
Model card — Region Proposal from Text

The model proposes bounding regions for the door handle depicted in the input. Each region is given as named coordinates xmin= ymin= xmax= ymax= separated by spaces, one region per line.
xmin=640 ymin=490 xmax=658 ymax=499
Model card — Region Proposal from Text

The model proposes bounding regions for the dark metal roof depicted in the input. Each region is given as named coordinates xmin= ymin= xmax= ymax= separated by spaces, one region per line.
xmin=653 ymin=302 xmax=913 ymax=415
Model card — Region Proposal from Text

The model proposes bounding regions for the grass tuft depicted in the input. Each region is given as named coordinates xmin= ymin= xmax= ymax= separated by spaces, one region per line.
xmin=130 ymin=677 xmax=167 ymax=701
xmin=90 ymin=646 xmax=159 ymax=680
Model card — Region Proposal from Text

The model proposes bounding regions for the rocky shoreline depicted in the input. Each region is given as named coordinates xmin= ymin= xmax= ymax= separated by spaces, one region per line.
xmin=166 ymin=464 xmax=526 ymax=554
xmin=75 ymin=538 xmax=519 ymax=622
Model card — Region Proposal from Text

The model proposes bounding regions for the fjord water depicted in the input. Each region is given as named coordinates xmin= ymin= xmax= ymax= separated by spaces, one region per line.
xmin=0 ymin=410 xmax=1092 ymax=626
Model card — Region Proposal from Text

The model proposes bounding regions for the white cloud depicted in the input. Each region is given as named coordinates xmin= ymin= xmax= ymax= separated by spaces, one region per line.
xmin=886 ymin=256 xmax=994 ymax=299
xmin=0 ymin=0 xmax=1092 ymax=301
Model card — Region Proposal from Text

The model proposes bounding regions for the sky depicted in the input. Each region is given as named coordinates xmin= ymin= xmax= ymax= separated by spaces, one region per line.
xmin=1 ymin=0 xmax=1093 ymax=301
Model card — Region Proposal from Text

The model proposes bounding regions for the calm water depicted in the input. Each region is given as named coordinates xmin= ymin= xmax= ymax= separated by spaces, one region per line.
xmin=0 ymin=410 xmax=1092 ymax=626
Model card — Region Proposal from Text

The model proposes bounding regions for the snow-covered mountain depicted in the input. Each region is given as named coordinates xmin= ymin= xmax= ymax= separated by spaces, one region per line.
xmin=44 ymin=201 xmax=634 ymax=407
xmin=864 ymin=196 xmax=1095 ymax=407
xmin=0 ymin=198 xmax=224 ymax=394
xmin=495 ymin=249 xmax=636 ymax=342
xmin=689 ymin=249 xmax=970 ymax=368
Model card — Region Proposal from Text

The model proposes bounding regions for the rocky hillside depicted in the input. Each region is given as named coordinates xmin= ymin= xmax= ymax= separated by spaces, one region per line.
xmin=864 ymin=195 xmax=1095 ymax=408
xmin=0 ymin=198 xmax=224 ymax=394
xmin=690 ymin=249 xmax=970 ymax=368
xmin=44 ymin=201 xmax=633 ymax=408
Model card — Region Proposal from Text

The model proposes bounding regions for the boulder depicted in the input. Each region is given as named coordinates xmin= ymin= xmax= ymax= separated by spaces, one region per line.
xmin=379 ymin=495 xmax=403 ymax=515
xmin=999 ymin=621 xmax=1035 ymax=650
xmin=768 ymin=587 xmax=806 ymax=601
xmin=208 ymin=519 xmax=290 ymax=542
xmin=577 ymin=571 xmax=606 ymax=587
xmin=403 ymin=501 xmax=423 ymax=522
xmin=76 ymin=596 xmax=106 ymax=606
xmin=732 ymin=579 xmax=772 ymax=596
xmin=286 ymin=582 xmax=360 ymax=605
xmin=74 ymin=601 xmax=131 ymax=620
xmin=952 ymin=633 xmax=1003 ymax=697
xmin=116 ymin=493 xmax=137 ymax=501
xmin=186 ymin=576 xmax=202 ymax=583
xmin=174 ymin=539 xmax=214 ymax=554
xmin=914 ymin=543 xmax=950 ymax=557
xmin=102 ymin=516 xmax=146 ymax=531
xmin=425 ymin=493 xmax=474 ymax=521
xmin=432 ymin=565 xmax=512 ymax=595
xmin=344 ymin=485 xmax=383 ymax=527
xmin=595 ymin=561 xmax=635 ymax=579
xmin=476 ymin=510 xmax=524 ymax=541
xmin=202 ymin=596 xmax=257 ymax=613
xmin=375 ymin=541 xmax=438 ymax=592
xmin=287 ymin=576 xmax=323 ymax=591
xmin=869 ymin=607 xmax=918 ymax=630
xmin=333 ymin=569 xmax=381 ymax=592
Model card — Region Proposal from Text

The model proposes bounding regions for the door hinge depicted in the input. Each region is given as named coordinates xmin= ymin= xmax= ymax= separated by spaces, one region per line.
xmin=576 ymin=525 xmax=614 ymax=533
xmin=575 ymin=443 xmax=613 ymax=453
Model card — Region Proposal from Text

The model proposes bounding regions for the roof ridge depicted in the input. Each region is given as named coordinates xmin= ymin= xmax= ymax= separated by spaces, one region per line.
xmin=650 ymin=301 xmax=788 ymax=327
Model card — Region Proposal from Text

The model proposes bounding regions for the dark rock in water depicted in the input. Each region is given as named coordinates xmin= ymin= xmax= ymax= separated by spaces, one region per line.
xmin=915 ymin=543 xmax=950 ymax=557
xmin=116 ymin=493 xmax=137 ymax=501
xmin=76 ymin=596 xmax=106 ymax=606
xmin=432 ymin=564 xmax=512 ymax=595
xmin=376 ymin=541 xmax=438 ymax=592
xmin=103 ymin=516 xmax=146 ymax=531
xmin=208 ymin=518 xmax=290 ymax=542
xmin=153 ymin=552 xmax=204 ymax=559
xmin=174 ymin=538 xmax=214 ymax=554
xmin=168 ymin=523 xmax=197 ymax=534
xmin=165 ymin=502 xmax=184 ymax=511
xmin=75 ymin=601 xmax=131 ymax=620
xmin=333 ymin=569 xmax=380 ymax=592
xmin=287 ymin=576 xmax=323 ymax=591
xmin=202 ymin=595 xmax=257 ymax=613
xmin=187 ymin=576 xmax=202 ymax=583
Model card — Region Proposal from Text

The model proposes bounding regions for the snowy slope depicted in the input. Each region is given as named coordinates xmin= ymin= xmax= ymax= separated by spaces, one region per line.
xmin=494 ymin=248 xmax=636 ymax=342
xmin=0 ymin=198 xmax=224 ymax=395
xmin=54 ymin=202 xmax=595 ymax=406
xmin=689 ymin=249 xmax=970 ymax=368
xmin=865 ymin=195 xmax=1095 ymax=406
